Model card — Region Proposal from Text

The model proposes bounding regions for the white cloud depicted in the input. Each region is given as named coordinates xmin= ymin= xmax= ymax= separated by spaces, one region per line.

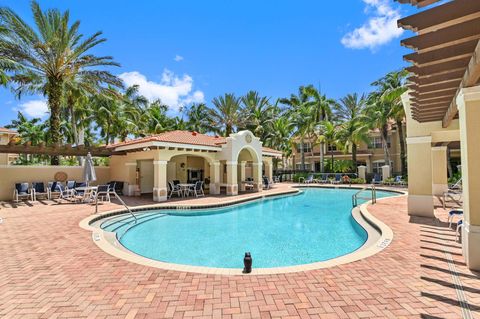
xmin=119 ymin=70 xmax=204 ymax=111
xmin=341 ymin=0 xmax=403 ymax=50
xmin=174 ymin=55 xmax=184 ymax=62
xmin=15 ymin=99 xmax=49 ymax=118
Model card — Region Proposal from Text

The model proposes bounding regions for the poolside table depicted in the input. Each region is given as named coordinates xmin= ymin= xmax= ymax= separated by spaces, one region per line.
xmin=178 ymin=184 xmax=195 ymax=197
xmin=74 ymin=186 xmax=98 ymax=203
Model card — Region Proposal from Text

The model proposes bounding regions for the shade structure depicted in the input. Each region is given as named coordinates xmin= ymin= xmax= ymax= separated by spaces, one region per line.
xmin=396 ymin=0 xmax=480 ymax=126
xmin=83 ymin=152 xmax=96 ymax=186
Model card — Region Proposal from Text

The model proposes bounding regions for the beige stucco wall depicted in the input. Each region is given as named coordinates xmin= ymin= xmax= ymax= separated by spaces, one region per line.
xmin=0 ymin=165 xmax=110 ymax=201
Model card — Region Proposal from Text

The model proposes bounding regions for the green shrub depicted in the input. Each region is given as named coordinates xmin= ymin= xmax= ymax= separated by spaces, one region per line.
xmin=293 ymin=173 xmax=308 ymax=182
xmin=350 ymin=178 xmax=366 ymax=184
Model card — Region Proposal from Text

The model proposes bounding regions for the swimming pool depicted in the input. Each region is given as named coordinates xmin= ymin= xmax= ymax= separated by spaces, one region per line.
xmin=100 ymin=188 xmax=397 ymax=269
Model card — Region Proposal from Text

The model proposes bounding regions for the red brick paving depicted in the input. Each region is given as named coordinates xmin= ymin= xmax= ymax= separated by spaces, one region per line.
xmin=0 ymin=187 xmax=479 ymax=318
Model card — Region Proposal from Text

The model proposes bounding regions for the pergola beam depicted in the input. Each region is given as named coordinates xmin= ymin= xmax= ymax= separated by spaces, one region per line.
xmin=0 ymin=144 xmax=123 ymax=157
xmin=401 ymin=18 xmax=480 ymax=53
xmin=443 ymin=39 xmax=480 ymax=127
xmin=398 ymin=0 xmax=480 ymax=33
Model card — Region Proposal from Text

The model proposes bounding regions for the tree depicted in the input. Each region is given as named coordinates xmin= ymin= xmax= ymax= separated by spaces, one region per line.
xmin=208 ymin=93 xmax=242 ymax=136
xmin=371 ymin=70 xmax=408 ymax=175
xmin=264 ymin=115 xmax=293 ymax=170
xmin=241 ymin=90 xmax=274 ymax=140
xmin=184 ymin=103 xmax=211 ymax=133
xmin=364 ymin=93 xmax=395 ymax=167
xmin=317 ymin=120 xmax=339 ymax=172
xmin=280 ymin=86 xmax=315 ymax=171
xmin=6 ymin=112 xmax=47 ymax=163
xmin=335 ymin=93 xmax=369 ymax=166
xmin=304 ymin=85 xmax=335 ymax=173
xmin=0 ymin=1 xmax=120 ymax=164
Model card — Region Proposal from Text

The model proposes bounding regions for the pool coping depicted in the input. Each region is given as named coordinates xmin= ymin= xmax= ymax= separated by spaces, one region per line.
xmin=80 ymin=185 xmax=407 ymax=275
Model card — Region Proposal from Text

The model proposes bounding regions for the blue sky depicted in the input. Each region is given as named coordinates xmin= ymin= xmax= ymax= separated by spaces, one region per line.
xmin=0 ymin=0 xmax=415 ymax=126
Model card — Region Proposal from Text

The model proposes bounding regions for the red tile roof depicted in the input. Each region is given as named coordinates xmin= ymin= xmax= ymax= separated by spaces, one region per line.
xmin=107 ymin=130 xmax=282 ymax=154
xmin=0 ymin=127 xmax=16 ymax=134
xmin=107 ymin=130 xmax=226 ymax=148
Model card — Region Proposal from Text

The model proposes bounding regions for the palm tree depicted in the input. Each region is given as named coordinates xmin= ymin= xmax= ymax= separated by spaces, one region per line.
xmin=280 ymin=86 xmax=314 ymax=171
xmin=184 ymin=103 xmax=211 ymax=133
xmin=6 ymin=112 xmax=47 ymax=163
xmin=264 ymin=116 xmax=293 ymax=170
xmin=364 ymin=93 xmax=395 ymax=167
xmin=335 ymin=93 xmax=369 ymax=166
xmin=142 ymin=100 xmax=173 ymax=134
xmin=304 ymin=85 xmax=335 ymax=172
xmin=0 ymin=2 xmax=120 ymax=164
xmin=317 ymin=120 xmax=339 ymax=172
xmin=208 ymin=93 xmax=242 ymax=136
xmin=372 ymin=70 xmax=408 ymax=175
xmin=241 ymin=91 xmax=274 ymax=140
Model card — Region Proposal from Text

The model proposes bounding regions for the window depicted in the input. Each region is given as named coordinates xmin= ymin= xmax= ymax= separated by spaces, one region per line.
xmin=327 ymin=144 xmax=337 ymax=151
xmin=369 ymin=136 xmax=391 ymax=149
xmin=296 ymin=143 xmax=312 ymax=153
xmin=372 ymin=161 xmax=393 ymax=174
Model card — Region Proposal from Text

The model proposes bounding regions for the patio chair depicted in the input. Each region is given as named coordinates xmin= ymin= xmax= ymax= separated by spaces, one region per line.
xmin=263 ymin=177 xmax=271 ymax=190
xmin=372 ymin=174 xmax=382 ymax=185
xmin=456 ymin=219 xmax=464 ymax=241
xmin=448 ymin=209 xmax=463 ymax=228
xmin=55 ymin=183 xmax=76 ymax=199
xmin=443 ymin=179 xmax=462 ymax=209
xmin=273 ymin=176 xmax=280 ymax=183
xmin=392 ymin=176 xmax=405 ymax=186
xmin=318 ymin=174 xmax=329 ymax=184
xmin=108 ymin=181 xmax=123 ymax=195
xmin=47 ymin=181 xmax=62 ymax=199
xmin=187 ymin=181 xmax=205 ymax=197
xmin=13 ymin=182 xmax=33 ymax=202
xmin=32 ymin=182 xmax=49 ymax=200
xmin=244 ymin=177 xmax=255 ymax=191
xmin=74 ymin=182 xmax=87 ymax=196
xmin=168 ymin=181 xmax=182 ymax=198
xmin=330 ymin=174 xmax=342 ymax=184
xmin=66 ymin=180 xmax=76 ymax=190
xmin=94 ymin=185 xmax=111 ymax=203
xmin=304 ymin=175 xmax=315 ymax=184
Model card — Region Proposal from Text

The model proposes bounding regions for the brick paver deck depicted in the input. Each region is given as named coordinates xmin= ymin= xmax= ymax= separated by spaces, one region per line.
xmin=1 ymin=184 xmax=479 ymax=318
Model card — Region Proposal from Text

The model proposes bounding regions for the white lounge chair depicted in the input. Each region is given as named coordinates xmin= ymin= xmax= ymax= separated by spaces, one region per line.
xmin=13 ymin=182 xmax=33 ymax=202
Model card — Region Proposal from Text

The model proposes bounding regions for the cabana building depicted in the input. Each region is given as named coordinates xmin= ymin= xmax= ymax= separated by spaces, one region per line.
xmin=107 ymin=130 xmax=282 ymax=201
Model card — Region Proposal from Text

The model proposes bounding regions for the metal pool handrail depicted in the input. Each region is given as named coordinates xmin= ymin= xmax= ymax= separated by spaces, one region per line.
xmin=95 ymin=190 xmax=137 ymax=223
xmin=352 ymin=184 xmax=377 ymax=207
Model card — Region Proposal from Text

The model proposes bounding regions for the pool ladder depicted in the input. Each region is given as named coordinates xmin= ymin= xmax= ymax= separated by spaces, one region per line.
xmin=352 ymin=185 xmax=377 ymax=207
xmin=95 ymin=190 xmax=137 ymax=223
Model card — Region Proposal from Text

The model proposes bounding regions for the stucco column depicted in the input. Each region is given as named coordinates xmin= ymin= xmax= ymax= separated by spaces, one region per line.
xmin=209 ymin=161 xmax=221 ymax=195
xmin=252 ymin=162 xmax=263 ymax=192
xmin=366 ymin=156 xmax=372 ymax=173
xmin=124 ymin=162 xmax=139 ymax=196
xmin=406 ymin=136 xmax=434 ymax=217
xmin=358 ymin=165 xmax=367 ymax=180
xmin=239 ymin=161 xmax=247 ymax=191
xmin=457 ymin=86 xmax=480 ymax=271
xmin=431 ymin=146 xmax=448 ymax=196
xmin=153 ymin=160 xmax=168 ymax=202
xmin=226 ymin=161 xmax=238 ymax=195
xmin=381 ymin=165 xmax=391 ymax=181
xmin=264 ymin=161 xmax=273 ymax=181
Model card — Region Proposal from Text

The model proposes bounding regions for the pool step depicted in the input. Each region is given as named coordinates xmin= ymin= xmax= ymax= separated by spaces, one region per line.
xmin=101 ymin=212 xmax=158 ymax=232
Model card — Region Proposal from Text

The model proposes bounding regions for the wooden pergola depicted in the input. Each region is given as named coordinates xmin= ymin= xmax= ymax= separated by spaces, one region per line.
xmin=397 ymin=0 xmax=480 ymax=126
xmin=0 ymin=142 xmax=125 ymax=157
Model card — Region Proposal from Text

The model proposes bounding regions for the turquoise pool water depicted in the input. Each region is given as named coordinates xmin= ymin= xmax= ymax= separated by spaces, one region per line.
xmin=101 ymin=188 xmax=397 ymax=268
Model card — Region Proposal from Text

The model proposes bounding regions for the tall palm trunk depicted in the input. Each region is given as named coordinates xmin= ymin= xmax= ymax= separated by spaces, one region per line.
xmin=352 ymin=143 xmax=357 ymax=165
xmin=47 ymin=80 xmax=63 ymax=165
xmin=68 ymin=97 xmax=85 ymax=166
xmin=300 ymin=138 xmax=305 ymax=171
xmin=381 ymin=125 xmax=391 ymax=167
xmin=320 ymin=141 xmax=325 ymax=173
xmin=396 ymin=119 xmax=406 ymax=176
